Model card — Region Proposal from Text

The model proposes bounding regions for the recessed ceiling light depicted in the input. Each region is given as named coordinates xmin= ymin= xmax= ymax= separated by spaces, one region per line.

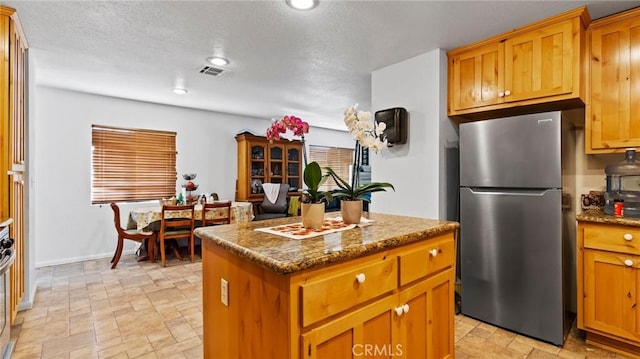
xmin=286 ymin=0 xmax=318 ymax=10
xmin=206 ymin=56 xmax=229 ymax=66
xmin=172 ymin=87 xmax=188 ymax=95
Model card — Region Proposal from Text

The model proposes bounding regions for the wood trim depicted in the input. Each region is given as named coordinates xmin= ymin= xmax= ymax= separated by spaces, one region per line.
xmin=589 ymin=6 xmax=640 ymax=29
xmin=446 ymin=6 xmax=590 ymax=56
xmin=0 ymin=11 xmax=9 ymax=220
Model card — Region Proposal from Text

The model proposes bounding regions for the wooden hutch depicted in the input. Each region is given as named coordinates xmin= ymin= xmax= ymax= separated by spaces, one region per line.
xmin=235 ymin=133 xmax=303 ymax=208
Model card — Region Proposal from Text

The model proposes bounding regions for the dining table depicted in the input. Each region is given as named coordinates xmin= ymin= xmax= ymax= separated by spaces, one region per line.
xmin=126 ymin=201 xmax=254 ymax=262
xmin=127 ymin=201 xmax=254 ymax=231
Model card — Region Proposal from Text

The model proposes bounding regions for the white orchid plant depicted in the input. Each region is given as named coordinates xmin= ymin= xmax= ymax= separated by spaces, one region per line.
xmin=343 ymin=105 xmax=388 ymax=152
xmin=325 ymin=104 xmax=394 ymax=202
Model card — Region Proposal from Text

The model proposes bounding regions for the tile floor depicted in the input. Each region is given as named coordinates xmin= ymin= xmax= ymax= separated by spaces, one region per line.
xmin=9 ymin=253 xmax=630 ymax=358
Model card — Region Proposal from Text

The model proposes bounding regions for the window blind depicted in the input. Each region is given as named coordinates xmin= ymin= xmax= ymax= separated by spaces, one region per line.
xmin=91 ymin=125 xmax=177 ymax=204
xmin=308 ymin=145 xmax=354 ymax=191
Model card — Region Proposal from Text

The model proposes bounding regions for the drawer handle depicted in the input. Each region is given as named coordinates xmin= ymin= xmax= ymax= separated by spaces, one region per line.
xmin=394 ymin=306 xmax=404 ymax=316
xmin=504 ymin=90 xmax=511 ymax=96
xmin=355 ymin=273 xmax=366 ymax=284
xmin=429 ymin=249 xmax=438 ymax=257
xmin=624 ymin=233 xmax=633 ymax=241
xmin=498 ymin=91 xmax=504 ymax=98
xmin=403 ymin=304 xmax=410 ymax=314
xmin=625 ymin=259 xmax=634 ymax=267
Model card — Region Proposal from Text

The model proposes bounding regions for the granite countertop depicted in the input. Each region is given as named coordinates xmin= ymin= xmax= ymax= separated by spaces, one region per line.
xmin=194 ymin=213 xmax=459 ymax=274
xmin=577 ymin=209 xmax=640 ymax=227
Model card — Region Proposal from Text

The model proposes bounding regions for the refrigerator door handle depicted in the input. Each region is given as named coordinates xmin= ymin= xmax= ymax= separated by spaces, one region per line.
xmin=467 ymin=188 xmax=555 ymax=196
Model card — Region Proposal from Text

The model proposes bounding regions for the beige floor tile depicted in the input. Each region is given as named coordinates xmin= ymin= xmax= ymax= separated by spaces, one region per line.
xmin=8 ymin=257 xmax=628 ymax=359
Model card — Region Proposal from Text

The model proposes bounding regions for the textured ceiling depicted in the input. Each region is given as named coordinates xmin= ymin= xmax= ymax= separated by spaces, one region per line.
xmin=4 ymin=0 xmax=639 ymax=130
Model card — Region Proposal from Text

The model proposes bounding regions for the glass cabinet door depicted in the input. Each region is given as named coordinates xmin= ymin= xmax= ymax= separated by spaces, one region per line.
xmin=269 ymin=145 xmax=284 ymax=184
xmin=250 ymin=144 xmax=266 ymax=194
xmin=287 ymin=146 xmax=301 ymax=190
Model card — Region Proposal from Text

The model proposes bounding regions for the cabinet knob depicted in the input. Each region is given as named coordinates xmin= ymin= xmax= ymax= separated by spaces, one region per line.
xmin=395 ymin=306 xmax=404 ymax=316
xmin=625 ymin=259 xmax=634 ymax=267
xmin=498 ymin=92 xmax=505 ymax=98
xmin=355 ymin=273 xmax=366 ymax=284
xmin=429 ymin=249 xmax=438 ymax=257
xmin=504 ymin=90 xmax=511 ymax=96
xmin=403 ymin=304 xmax=410 ymax=314
xmin=624 ymin=233 xmax=633 ymax=241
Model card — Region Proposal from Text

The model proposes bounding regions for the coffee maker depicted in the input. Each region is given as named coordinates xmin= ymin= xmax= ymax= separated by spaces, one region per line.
xmin=604 ymin=148 xmax=640 ymax=217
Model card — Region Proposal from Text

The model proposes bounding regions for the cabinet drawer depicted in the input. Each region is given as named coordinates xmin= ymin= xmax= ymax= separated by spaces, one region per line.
xmin=398 ymin=235 xmax=454 ymax=286
xmin=300 ymin=257 xmax=396 ymax=327
xmin=583 ymin=226 xmax=640 ymax=255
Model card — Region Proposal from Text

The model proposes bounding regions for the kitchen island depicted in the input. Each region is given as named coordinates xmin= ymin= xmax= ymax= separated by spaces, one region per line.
xmin=195 ymin=213 xmax=459 ymax=359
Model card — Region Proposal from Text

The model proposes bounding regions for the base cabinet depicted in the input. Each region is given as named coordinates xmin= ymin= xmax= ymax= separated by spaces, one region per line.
xmin=583 ymin=249 xmax=639 ymax=341
xmin=302 ymin=269 xmax=453 ymax=359
xmin=577 ymin=222 xmax=640 ymax=357
xmin=202 ymin=232 xmax=456 ymax=359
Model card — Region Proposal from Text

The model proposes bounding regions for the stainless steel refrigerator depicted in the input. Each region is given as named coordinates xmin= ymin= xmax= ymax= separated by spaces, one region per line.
xmin=459 ymin=111 xmax=575 ymax=346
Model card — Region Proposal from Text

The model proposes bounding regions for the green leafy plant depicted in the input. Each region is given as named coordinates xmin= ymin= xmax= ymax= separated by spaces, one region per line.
xmin=325 ymin=167 xmax=394 ymax=202
xmin=302 ymin=162 xmax=332 ymax=204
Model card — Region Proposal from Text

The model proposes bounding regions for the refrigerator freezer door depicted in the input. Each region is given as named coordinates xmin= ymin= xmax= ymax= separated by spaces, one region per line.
xmin=460 ymin=112 xmax=562 ymax=188
xmin=460 ymin=187 xmax=564 ymax=345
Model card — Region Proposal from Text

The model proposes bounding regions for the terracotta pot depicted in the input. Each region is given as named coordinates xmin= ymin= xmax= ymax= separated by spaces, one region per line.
xmin=301 ymin=203 xmax=325 ymax=229
xmin=341 ymin=200 xmax=363 ymax=224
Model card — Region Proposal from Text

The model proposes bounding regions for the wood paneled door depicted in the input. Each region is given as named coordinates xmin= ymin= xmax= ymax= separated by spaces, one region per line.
xmin=1 ymin=5 xmax=27 ymax=324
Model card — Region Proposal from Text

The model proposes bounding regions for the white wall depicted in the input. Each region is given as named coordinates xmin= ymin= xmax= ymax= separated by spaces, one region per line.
xmin=32 ymin=86 xmax=351 ymax=267
xmin=370 ymin=49 xmax=455 ymax=219
xmin=22 ymin=49 xmax=37 ymax=310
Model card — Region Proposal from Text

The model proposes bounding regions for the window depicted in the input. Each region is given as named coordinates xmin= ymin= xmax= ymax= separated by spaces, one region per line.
xmin=91 ymin=125 xmax=177 ymax=204
xmin=308 ymin=145 xmax=354 ymax=191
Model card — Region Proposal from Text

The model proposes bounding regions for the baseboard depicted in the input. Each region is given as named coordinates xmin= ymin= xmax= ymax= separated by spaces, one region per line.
xmin=34 ymin=249 xmax=136 ymax=268
xmin=17 ymin=283 xmax=37 ymax=311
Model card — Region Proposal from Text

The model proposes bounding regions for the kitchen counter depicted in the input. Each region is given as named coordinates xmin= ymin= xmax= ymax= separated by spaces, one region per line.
xmin=577 ymin=209 xmax=640 ymax=227
xmin=194 ymin=212 xmax=459 ymax=274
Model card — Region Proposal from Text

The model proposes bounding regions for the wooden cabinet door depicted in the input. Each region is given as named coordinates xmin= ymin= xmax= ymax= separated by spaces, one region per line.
xmin=398 ymin=269 xmax=454 ymax=359
xmin=449 ymin=42 xmax=504 ymax=111
xmin=583 ymin=250 xmax=638 ymax=341
xmin=301 ymin=295 xmax=399 ymax=359
xmin=588 ymin=16 xmax=640 ymax=152
xmin=504 ymin=20 xmax=574 ymax=102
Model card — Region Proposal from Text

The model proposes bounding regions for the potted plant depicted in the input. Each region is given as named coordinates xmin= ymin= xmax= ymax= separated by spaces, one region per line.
xmin=301 ymin=161 xmax=332 ymax=229
xmin=325 ymin=167 xmax=394 ymax=224
xmin=326 ymin=104 xmax=395 ymax=224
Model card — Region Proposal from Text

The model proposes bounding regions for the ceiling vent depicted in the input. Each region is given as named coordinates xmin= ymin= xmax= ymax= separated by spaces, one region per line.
xmin=199 ymin=66 xmax=224 ymax=76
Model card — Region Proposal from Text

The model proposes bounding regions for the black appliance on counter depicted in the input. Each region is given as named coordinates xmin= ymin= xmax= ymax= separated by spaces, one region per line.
xmin=0 ymin=225 xmax=15 ymax=359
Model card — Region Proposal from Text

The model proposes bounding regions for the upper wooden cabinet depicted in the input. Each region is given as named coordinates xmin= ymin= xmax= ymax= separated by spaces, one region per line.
xmin=586 ymin=7 xmax=640 ymax=153
xmin=235 ymin=133 xmax=302 ymax=204
xmin=448 ymin=7 xmax=590 ymax=120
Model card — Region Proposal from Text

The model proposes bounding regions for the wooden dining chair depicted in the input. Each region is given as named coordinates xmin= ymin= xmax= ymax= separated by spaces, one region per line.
xmin=159 ymin=204 xmax=196 ymax=267
xmin=201 ymin=201 xmax=232 ymax=226
xmin=110 ymin=203 xmax=156 ymax=269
